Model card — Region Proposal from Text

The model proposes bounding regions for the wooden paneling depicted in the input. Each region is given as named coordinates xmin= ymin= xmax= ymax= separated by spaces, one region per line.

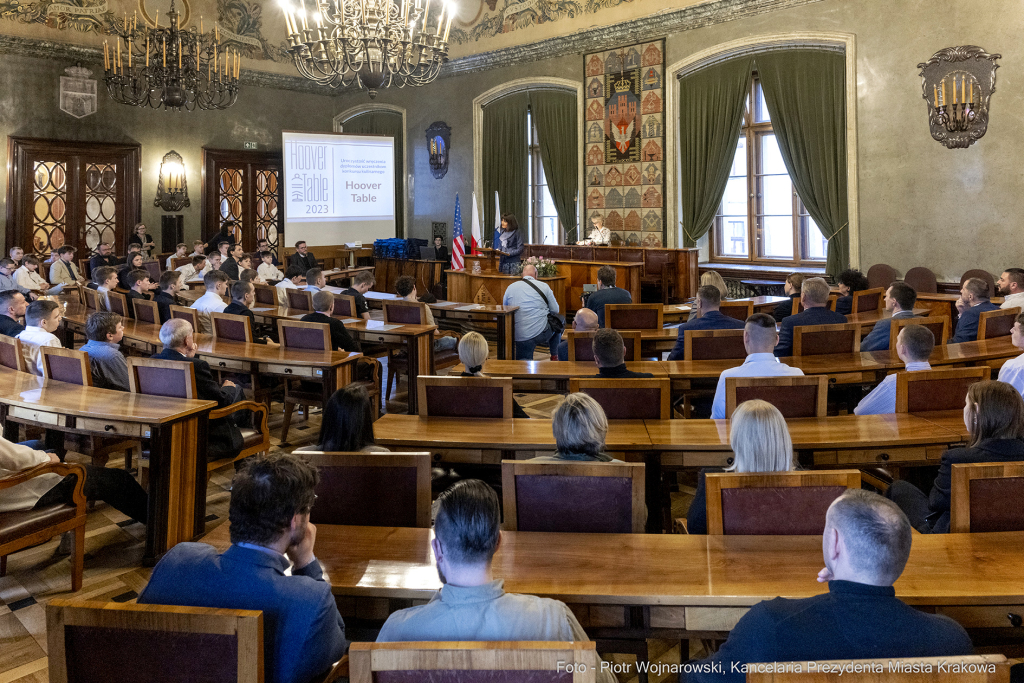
xmin=556 ymin=260 xmax=642 ymax=313
xmin=374 ymin=258 xmax=445 ymax=297
xmin=447 ymin=271 xmax=567 ymax=313
xmin=526 ymin=245 xmax=699 ymax=300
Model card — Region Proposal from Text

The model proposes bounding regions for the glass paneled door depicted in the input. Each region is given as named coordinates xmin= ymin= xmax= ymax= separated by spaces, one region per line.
xmin=202 ymin=149 xmax=283 ymax=256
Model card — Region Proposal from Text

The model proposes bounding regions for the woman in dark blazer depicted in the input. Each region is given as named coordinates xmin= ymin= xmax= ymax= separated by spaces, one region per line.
xmin=128 ymin=222 xmax=156 ymax=257
xmin=493 ymin=213 xmax=524 ymax=274
xmin=888 ymin=380 xmax=1024 ymax=533
xmin=835 ymin=269 xmax=870 ymax=316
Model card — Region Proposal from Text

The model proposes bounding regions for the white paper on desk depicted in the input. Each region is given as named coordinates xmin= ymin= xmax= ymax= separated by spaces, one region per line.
xmin=431 ymin=301 xmax=459 ymax=308
xmin=455 ymin=304 xmax=485 ymax=311
xmin=323 ymin=286 xmax=344 ymax=294
xmin=250 ymin=307 xmax=274 ymax=313
xmin=364 ymin=320 xmax=400 ymax=331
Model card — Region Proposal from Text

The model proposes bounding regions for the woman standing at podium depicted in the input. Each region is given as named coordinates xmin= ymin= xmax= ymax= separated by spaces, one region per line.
xmin=494 ymin=213 xmax=524 ymax=274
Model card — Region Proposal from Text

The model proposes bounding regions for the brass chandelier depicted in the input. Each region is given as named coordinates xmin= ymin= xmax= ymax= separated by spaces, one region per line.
xmin=103 ymin=0 xmax=241 ymax=111
xmin=279 ymin=0 xmax=454 ymax=98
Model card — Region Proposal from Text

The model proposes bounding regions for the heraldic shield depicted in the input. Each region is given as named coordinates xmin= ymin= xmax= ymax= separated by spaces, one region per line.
xmin=426 ymin=121 xmax=451 ymax=179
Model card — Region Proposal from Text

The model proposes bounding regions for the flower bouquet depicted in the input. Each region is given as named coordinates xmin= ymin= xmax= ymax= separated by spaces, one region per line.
xmin=513 ymin=256 xmax=560 ymax=278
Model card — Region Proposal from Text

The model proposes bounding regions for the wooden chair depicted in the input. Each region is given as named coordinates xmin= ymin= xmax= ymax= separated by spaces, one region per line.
xmin=866 ymin=263 xmax=899 ymax=290
xmin=746 ymin=655 xmax=1008 ymax=683
xmin=888 ymin=315 xmax=950 ymax=352
xmin=705 ymin=470 xmax=861 ymax=535
xmin=349 ymin=641 xmax=598 ymax=683
xmin=286 ymin=288 xmax=313 ymax=311
xmin=718 ymin=300 xmax=753 ymax=322
xmin=276 ymin=319 xmax=333 ymax=443
xmin=642 ymin=249 xmax=678 ymax=303
xmin=501 ymin=460 xmax=646 ymax=533
xmin=333 ymin=293 xmax=358 ymax=318
xmin=950 ymin=462 xmax=1024 ymax=533
xmin=46 ymin=600 xmax=263 ymax=683
xmin=684 ymin=329 xmax=746 ymax=360
xmin=132 ymin=298 xmax=159 ymax=324
xmin=566 ymin=330 xmax=642 ymax=362
xmin=850 ymin=287 xmax=884 ymax=313
xmin=568 ymin=377 xmax=671 ymax=419
xmin=210 ymin=311 xmax=253 ymax=342
xmin=0 ymin=334 xmax=27 ymax=372
xmin=171 ymin=256 xmax=191 ymax=270
xmin=1 ymin=462 xmax=87 ymax=590
xmin=383 ymin=299 xmax=461 ymax=401
xmin=904 ymin=266 xmax=938 ymax=294
xmin=142 ymin=259 xmax=161 ymax=282
xmin=895 ymin=366 xmax=991 ymax=413
xmin=962 ymin=269 xmax=996 ymax=298
xmin=106 ymin=291 xmax=129 ymax=317
xmin=252 ymin=282 xmax=278 ymax=307
xmin=127 ymin=357 xmax=270 ymax=471
xmin=605 ymin=303 xmax=663 ymax=330
xmin=302 ymin=451 xmax=431 ymax=527
xmin=418 ymin=375 xmax=513 ymax=418
xmin=978 ymin=306 xmax=1020 ymax=340
xmin=793 ymin=322 xmax=861 ymax=356
xmin=169 ymin=305 xmax=199 ymax=332
xmin=79 ymin=257 xmax=92 ymax=281
xmin=83 ymin=286 xmax=102 ymax=312
xmin=724 ymin=375 xmax=828 ymax=418
xmin=793 ymin=294 xmax=838 ymax=314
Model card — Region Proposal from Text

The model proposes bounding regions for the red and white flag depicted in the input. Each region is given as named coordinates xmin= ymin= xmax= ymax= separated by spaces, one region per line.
xmin=470 ymin=192 xmax=482 ymax=256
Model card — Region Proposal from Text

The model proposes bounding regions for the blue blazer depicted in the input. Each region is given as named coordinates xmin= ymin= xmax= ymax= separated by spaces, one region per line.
xmin=859 ymin=310 xmax=916 ymax=352
xmin=493 ymin=228 xmax=524 ymax=272
xmin=139 ymin=543 xmax=347 ymax=683
xmin=949 ymin=301 xmax=999 ymax=344
xmin=775 ymin=306 xmax=848 ymax=357
xmin=667 ymin=310 xmax=745 ymax=361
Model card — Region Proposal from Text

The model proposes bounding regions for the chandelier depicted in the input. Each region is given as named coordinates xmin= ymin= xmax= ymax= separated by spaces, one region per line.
xmin=279 ymin=0 xmax=454 ymax=98
xmin=103 ymin=0 xmax=240 ymax=111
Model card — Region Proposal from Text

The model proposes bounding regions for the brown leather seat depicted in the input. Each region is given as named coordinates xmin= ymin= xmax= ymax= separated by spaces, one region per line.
xmin=0 ymin=504 xmax=77 ymax=545
xmin=969 ymin=477 xmax=1024 ymax=533
xmin=239 ymin=428 xmax=265 ymax=451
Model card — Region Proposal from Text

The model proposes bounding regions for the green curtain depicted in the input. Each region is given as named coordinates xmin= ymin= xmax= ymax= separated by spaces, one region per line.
xmin=482 ymin=92 xmax=529 ymax=238
xmin=342 ymin=111 xmax=405 ymax=237
xmin=755 ymin=50 xmax=849 ymax=277
xmin=678 ymin=56 xmax=753 ymax=248
xmin=529 ymin=90 xmax=578 ymax=242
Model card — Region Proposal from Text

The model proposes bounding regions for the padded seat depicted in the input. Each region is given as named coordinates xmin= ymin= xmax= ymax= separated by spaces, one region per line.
xmin=0 ymin=504 xmax=77 ymax=545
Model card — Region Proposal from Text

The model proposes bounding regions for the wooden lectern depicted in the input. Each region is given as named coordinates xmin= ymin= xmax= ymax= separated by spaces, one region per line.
xmin=464 ymin=247 xmax=503 ymax=273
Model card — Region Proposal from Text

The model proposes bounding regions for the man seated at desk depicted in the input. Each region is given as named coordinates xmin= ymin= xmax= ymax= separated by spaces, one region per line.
xmin=668 ymin=285 xmax=744 ymax=361
xmin=0 ymin=290 xmax=26 ymax=338
xmin=592 ymin=328 xmax=653 ymax=379
xmin=775 ymin=277 xmax=847 ymax=357
xmin=125 ymin=268 xmax=154 ymax=317
xmin=49 ymin=245 xmax=86 ymax=288
xmin=585 ymin=265 xmax=632 ymax=327
xmin=0 ymin=258 xmax=34 ymax=300
xmin=275 ymin=266 xmax=305 ymax=305
xmin=860 ymin=282 xmax=918 ymax=352
xmin=377 ymin=479 xmax=616 ymax=683
xmin=301 ymin=291 xmax=360 ymax=352
xmin=155 ymin=271 xmax=182 ymax=324
xmin=949 ymin=277 xmax=999 ymax=344
xmin=191 ymin=270 xmax=230 ymax=335
xmin=854 ymin=325 xmax=933 ymax=416
xmin=577 ymin=215 xmax=610 ymax=245
xmin=17 ymin=299 xmax=63 ymax=376
xmin=556 ymin=308 xmax=598 ymax=361
xmin=220 ymin=244 xmax=244 ymax=281
xmin=304 ymin=268 xmax=325 ymax=294
xmin=89 ymin=242 xmax=119 ymax=272
xmin=343 ymin=270 xmax=374 ymax=321
xmin=224 ymin=280 xmax=275 ymax=345
xmin=288 ymin=240 xmax=318 ymax=273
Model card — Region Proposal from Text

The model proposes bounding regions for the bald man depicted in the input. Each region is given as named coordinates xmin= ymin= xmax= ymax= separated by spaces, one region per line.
xmin=502 ymin=264 xmax=562 ymax=360
xmin=556 ymin=308 xmax=598 ymax=361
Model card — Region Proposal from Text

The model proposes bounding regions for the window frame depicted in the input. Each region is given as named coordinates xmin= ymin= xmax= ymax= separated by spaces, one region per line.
xmin=526 ymin=109 xmax=563 ymax=246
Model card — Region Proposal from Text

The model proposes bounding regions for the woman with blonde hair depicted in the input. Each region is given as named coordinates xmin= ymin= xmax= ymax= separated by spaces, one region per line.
xmin=686 ymin=399 xmax=796 ymax=533
xmin=457 ymin=332 xmax=529 ymax=418
xmin=688 ymin=270 xmax=729 ymax=321
xmin=531 ymin=392 xmax=613 ymax=462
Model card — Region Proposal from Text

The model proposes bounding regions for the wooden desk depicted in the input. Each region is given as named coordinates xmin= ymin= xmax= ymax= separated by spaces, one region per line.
xmin=450 ymin=360 xmax=669 ymax=393
xmin=447 ymin=271 xmax=568 ymax=314
xmin=200 ymin=523 xmax=1024 ymax=634
xmin=0 ymin=367 xmax=216 ymax=563
xmin=658 ymin=296 xmax=788 ymax=325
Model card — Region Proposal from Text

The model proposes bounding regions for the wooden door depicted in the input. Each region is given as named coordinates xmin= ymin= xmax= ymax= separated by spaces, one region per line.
xmin=202 ymin=149 xmax=283 ymax=257
xmin=6 ymin=137 xmax=141 ymax=258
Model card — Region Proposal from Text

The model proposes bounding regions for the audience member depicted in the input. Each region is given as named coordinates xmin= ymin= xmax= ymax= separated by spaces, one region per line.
xmin=556 ymin=308 xmax=598 ymax=361
xmin=0 ymin=259 xmax=32 ymax=298
xmin=687 ymin=400 xmax=795 ymax=534
xmin=860 ymin=282 xmax=918 ymax=352
xmin=888 ymin=380 xmax=1024 ymax=533
xmin=191 ymin=270 xmax=229 ymax=334
xmin=775 ymin=277 xmax=847 ymax=357
xmin=256 ymin=239 xmax=279 ymax=265
xmin=165 ymin=243 xmax=188 ymax=270
xmin=772 ymin=272 xmax=806 ymax=322
xmin=343 ymin=270 xmax=374 ymax=321
xmin=16 ymin=255 xmax=56 ymax=295
xmin=207 ymin=252 xmax=223 ymax=273
xmin=117 ymin=252 xmax=145 ymax=290
xmin=457 ymin=332 xmax=528 ymax=418
xmin=304 ymin=268 xmax=325 ymax=293
xmin=221 ymin=244 xmax=244 ymax=280
xmin=300 ymin=291 xmax=360 ymax=352
xmin=154 ymin=271 xmax=181 ymax=323
xmin=585 ymin=265 xmax=632 ymax=327
xmin=835 ymin=269 xmax=870 ymax=315
xmin=503 ymin=264 xmax=561 ymax=360
xmin=125 ymin=268 xmax=153 ymax=315
xmin=949 ymin=277 xmax=999 ymax=344
xmin=997 ymin=312 xmax=1024 ymax=397
xmin=684 ymin=489 xmax=972 ymax=682
xmin=530 ymin=392 xmax=614 ymax=462
xmin=712 ymin=313 xmax=804 ymax=419
xmin=139 ymin=453 xmax=347 ymax=683
xmin=668 ymin=285 xmax=745 ymax=361
xmin=9 ymin=246 xmax=23 ymax=267
xmin=686 ymin=271 xmax=729 ymax=323
xmin=395 ymin=275 xmax=457 ymax=352
xmin=855 ymin=325 xmax=935 ymax=415
xmin=224 ymin=280 xmax=274 ymax=344
xmin=997 ymin=268 xmax=1024 ymax=310
xmin=592 ymin=328 xmax=653 ymax=378
xmin=0 ymin=290 xmax=27 ymax=338
xmin=258 ymin=251 xmax=284 ymax=282
xmin=289 ymin=240 xmax=318 ymax=272
xmin=295 ymin=385 xmax=386 ymax=453
xmin=204 ymin=222 xmax=236 ymax=255
xmin=89 ymin=242 xmax=118 ymax=271
xmin=190 ymin=240 xmax=206 ymax=258
xmin=128 ymin=222 xmax=155 ymax=256
xmin=80 ymin=311 xmax=129 ymax=391
xmin=179 ymin=254 xmax=209 ymax=281
xmin=276 ymin=266 xmax=305 ymax=304
xmin=94 ymin=266 xmax=118 ymax=310
xmin=49 ymin=246 xmax=85 ymax=287
xmin=17 ymin=300 xmax=63 ymax=375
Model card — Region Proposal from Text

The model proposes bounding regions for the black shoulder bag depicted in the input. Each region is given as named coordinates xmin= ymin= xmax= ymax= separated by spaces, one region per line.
xmin=521 ymin=277 xmax=565 ymax=336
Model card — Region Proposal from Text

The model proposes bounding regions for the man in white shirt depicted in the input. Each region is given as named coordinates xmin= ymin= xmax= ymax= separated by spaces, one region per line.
xmin=275 ymin=266 xmax=305 ymax=305
xmin=16 ymin=255 xmax=61 ymax=295
xmin=190 ymin=270 xmax=229 ymax=334
xmin=166 ymin=243 xmax=188 ymax=270
xmin=854 ymin=325 xmax=934 ymax=416
xmin=997 ymin=268 xmax=1024 ymax=310
xmin=502 ymin=265 xmax=562 ymax=360
xmin=175 ymin=254 xmax=206 ymax=286
xmin=711 ymin=313 xmax=804 ymax=419
xmin=997 ymin=312 xmax=1024 ymax=397
xmin=17 ymin=299 xmax=64 ymax=376
xmin=257 ymin=252 xmax=284 ymax=282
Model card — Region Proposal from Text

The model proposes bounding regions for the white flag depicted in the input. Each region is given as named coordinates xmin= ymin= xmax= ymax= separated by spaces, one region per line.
xmin=471 ymin=192 xmax=482 ymax=254
xmin=494 ymin=190 xmax=501 ymax=234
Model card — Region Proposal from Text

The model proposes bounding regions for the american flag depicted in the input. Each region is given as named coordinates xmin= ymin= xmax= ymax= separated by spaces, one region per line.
xmin=452 ymin=193 xmax=465 ymax=269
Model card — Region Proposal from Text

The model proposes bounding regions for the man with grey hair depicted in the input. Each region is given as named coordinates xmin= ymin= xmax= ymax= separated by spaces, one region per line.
xmin=556 ymin=307 xmax=598 ymax=361
xmin=376 ymin=479 xmax=616 ymax=683
xmin=775 ymin=276 xmax=847 ymax=357
xmin=531 ymin=392 xmax=613 ymax=462
xmin=682 ymin=489 xmax=973 ymax=682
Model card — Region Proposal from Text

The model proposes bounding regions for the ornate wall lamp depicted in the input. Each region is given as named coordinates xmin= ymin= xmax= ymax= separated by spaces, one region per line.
xmin=919 ymin=46 xmax=1000 ymax=149
xmin=155 ymin=150 xmax=190 ymax=211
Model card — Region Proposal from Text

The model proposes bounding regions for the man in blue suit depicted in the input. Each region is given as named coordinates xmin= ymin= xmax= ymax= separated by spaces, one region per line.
xmin=860 ymin=281 xmax=918 ymax=352
xmin=667 ymin=285 xmax=744 ymax=361
xmin=775 ymin=277 xmax=848 ymax=357
xmin=949 ymin=277 xmax=999 ymax=344
xmin=139 ymin=454 xmax=347 ymax=683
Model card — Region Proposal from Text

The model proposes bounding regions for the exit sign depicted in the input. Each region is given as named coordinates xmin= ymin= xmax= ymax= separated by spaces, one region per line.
xmin=243 ymin=141 xmax=258 ymax=150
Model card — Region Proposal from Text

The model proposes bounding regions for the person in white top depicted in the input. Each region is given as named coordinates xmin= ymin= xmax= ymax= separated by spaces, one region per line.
xmin=997 ymin=312 xmax=1024 ymax=397
xmin=711 ymin=312 xmax=804 ymax=419
xmin=257 ymin=251 xmax=284 ymax=282
xmin=176 ymin=254 xmax=207 ymax=286
xmin=17 ymin=299 xmax=63 ymax=376
xmin=854 ymin=325 xmax=934 ymax=416
xmin=275 ymin=266 xmax=305 ymax=305
xmin=15 ymin=255 xmax=60 ymax=295
xmin=997 ymin=269 xmax=1024 ymax=310
xmin=190 ymin=240 xmax=206 ymax=259
xmin=190 ymin=270 xmax=229 ymax=334
xmin=166 ymin=243 xmax=188 ymax=270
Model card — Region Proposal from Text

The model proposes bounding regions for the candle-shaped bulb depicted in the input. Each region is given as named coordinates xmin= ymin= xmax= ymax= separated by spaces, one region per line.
xmin=434 ymin=2 xmax=444 ymax=35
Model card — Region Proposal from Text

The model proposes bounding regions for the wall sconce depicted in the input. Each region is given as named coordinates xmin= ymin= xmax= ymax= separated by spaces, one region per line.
xmin=155 ymin=150 xmax=190 ymax=211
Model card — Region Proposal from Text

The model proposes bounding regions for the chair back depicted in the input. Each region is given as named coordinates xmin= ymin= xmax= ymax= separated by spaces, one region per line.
xmin=866 ymin=263 xmax=899 ymax=289
xmin=725 ymin=375 xmax=828 ymax=418
xmin=285 ymin=288 xmax=313 ymax=311
xmin=705 ymin=470 xmax=861 ymax=535
xmin=303 ymin=451 xmax=431 ymax=528
xmin=951 ymin=462 xmax=1024 ymax=533
xmin=127 ymin=357 xmax=197 ymax=399
xmin=383 ymin=299 xmax=427 ymax=325
xmin=0 ymin=335 xmax=27 ymax=372
xmin=745 ymin=656 xmax=1008 ymax=683
xmin=333 ymin=293 xmax=358 ymax=318
xmin=83 ymin=287 xmax=102 ymax=311
xmin=41 ymin=347 xmax=92 ymax=386
xmin=171 ymin=256 xmax=191 ymax=270
xmin=277 ymin=319 xmax=330 ymax=351
xmin=79 ymin=258 xmax=93 ymax=281
xmin=169 ymin=305 xmax=199 ymax=332
xmin=718 ymin=300 xmax=753 ymax=322
xmin=904 ymin=266 xmax=938 ymax=293
xmin=684 ymin=329 xmax=747 ymax=361
xmin=252 ymin=283 xmax=277 ymax=306
xmin=141 ymin=260 xmax=161 ymax=282
xmin=978 ymin=306 xmax=1019 ymax=341
xmin=501 ymin=460 xmax=646 ymax=533
xmin=349 ymin=642 xmax=599 ymax=683
xmin=210 ymin=312 xmax=253 ymax=343
xmin=895 ymin=366 xmax=990 ymax=413
xmin=792 ymin=322 xmax=861 ymax=356
xmin=568 ymin=377 xmax=670 ymax=419
xmin=961 ymin=269 xmax=996 ymax=298
xmin=566 ymin=330 xmax=641 ymax=362
xmin=132 ymin=298 xmax=159 ymax=324
xmin=605 ymin=303 xmax=663 ymax=330
xmin=106 ymin=291 xmax=128 ymax=317
xmin=46 ymin=599 xmax=262 ymax=683
xmin=888 ymin=315 xmax=950 ymax=352
xmin=851 ymin=287 xmax=884 ymax=313
xmin=418 ymin=375 xmax=513 ymax=418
